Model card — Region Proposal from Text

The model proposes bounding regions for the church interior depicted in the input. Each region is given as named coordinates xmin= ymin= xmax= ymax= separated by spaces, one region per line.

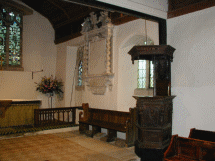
xmin=1 ymin=0 xmax=215 ymax=160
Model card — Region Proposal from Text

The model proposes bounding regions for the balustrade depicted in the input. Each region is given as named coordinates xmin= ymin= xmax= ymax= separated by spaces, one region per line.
xmin=34 ymin=106 xmax=82 ymax=127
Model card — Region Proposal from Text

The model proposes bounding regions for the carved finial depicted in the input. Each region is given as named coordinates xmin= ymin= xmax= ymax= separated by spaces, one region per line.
xmin=81 ymin=17 xmax=91 ymax=33
xmin=90 ymin=12 xmax=98 ymax=29
xmin=99 ymin=11 xmax=111 ymax=26
xmin=81 ymin=11 xmax=111 ymax=33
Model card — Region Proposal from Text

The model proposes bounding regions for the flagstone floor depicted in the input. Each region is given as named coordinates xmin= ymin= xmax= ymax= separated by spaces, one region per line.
xmin=0 ymin=129 xmax=140 ymax=161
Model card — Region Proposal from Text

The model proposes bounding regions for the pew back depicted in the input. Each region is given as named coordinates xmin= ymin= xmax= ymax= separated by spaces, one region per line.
xmin=88 ymin=108 xmax=130 ymax=131
xmin=79 ymin=103 xmax=137 ymax=147
xmin=189 ymin=128 xmax=215 ymax=143
xmin=164 ymin=135 xmax=215 ymax=161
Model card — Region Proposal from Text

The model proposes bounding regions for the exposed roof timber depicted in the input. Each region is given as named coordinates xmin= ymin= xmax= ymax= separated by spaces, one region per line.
xmin=63 ymin=0 xmax=167 ymax=45
xmin=0 ymin=0 xmax=33 ymax=15
xmin=168 ymin=0 xmax=215 ymax=18
xmin=54 ymin=8 xmax=97 ymax=29
xmin=63 ymin=0 xmax=164 ymax=21
xmin=54 ymin=13 xmax=139 ymax=44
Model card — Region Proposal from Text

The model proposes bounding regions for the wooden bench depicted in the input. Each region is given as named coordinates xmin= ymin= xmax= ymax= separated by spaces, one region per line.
xmin=189 ymin=128 xmax=215 ymax=143
xmin=79 ymin=103 xmax=137 ymax=147
xmin=164 ymin=134 xmax=215 ymax=161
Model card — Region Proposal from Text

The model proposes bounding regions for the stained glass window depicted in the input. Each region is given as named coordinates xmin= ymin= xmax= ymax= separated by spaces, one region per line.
xmin=78 ymin=61 xmax=83 ymax=86
xmin=0 ymin=19 xmax=6 ymax=66
xmin=76 ymin=46 xmax=84 ymax=89
xmin=0 ymin=6 xmax=23 ymax=70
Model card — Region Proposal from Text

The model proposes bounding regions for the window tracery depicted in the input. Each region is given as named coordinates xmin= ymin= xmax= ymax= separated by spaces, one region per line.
xmin=75 ymin=46 xmax=84 ymax=90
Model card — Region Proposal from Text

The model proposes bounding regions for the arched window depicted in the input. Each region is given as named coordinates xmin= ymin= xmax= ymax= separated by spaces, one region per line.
xmin=134 ymin=39 xmax=155 ymax=96
xmin=138 ymin=60 xmax=154 ymax=88
xmin=75 ymin=46 xmax=84 ymax=90
xmin=0 ymin=6 xmax=22 ymax=70
xmin=0 ymin=1 xmax=32 ymax=71
xmin=137 ymin=39 xmax=154 ymax=89
xmin=77 ymin=60 xmax=83 ymax=86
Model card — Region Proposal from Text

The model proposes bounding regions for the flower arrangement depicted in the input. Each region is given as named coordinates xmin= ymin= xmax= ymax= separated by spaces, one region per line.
xmin=35 ymin=75 xmax=63 ymax=96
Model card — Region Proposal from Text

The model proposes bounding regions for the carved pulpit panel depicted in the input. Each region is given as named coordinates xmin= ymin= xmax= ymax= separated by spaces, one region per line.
xmin=128 ymin=45 xmax=175 ymax=96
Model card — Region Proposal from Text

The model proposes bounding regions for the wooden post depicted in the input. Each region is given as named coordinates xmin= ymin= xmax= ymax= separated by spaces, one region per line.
xmin=72 ymin=108 xmax=76 ymax=125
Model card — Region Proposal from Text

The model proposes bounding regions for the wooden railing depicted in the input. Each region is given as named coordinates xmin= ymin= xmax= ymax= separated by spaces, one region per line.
xmin=34 ymin=106 xmax=82 ymax=127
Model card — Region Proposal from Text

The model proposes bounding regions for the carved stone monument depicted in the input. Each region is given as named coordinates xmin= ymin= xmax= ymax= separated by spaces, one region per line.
xmin=81 ymin=11 xmax=114 ymax=95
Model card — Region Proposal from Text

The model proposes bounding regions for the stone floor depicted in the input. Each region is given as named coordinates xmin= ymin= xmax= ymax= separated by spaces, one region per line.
xmin=0 ymin=128 xmax=140 ymax=161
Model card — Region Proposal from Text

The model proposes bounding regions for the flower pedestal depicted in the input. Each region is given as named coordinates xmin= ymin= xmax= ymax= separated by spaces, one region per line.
xmin=48 ymin=92 xmax=54 ymax=121
xmin=48 ymin=92 xmax=54 ymax=109
xmin=35 ymin=75 xmax=64 ymax=121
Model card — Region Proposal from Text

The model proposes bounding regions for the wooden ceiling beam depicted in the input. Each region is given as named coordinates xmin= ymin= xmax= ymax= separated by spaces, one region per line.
xmin=63 ymin=0 xmax=167 ymax=45
xmin=168 ymin=0 xmax=215 ymax=18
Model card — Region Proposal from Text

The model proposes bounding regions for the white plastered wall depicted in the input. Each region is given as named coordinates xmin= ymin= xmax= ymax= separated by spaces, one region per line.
xmin=55 ymin=36 xmax=84 ymax=108
xmin=56 ymin=19 xmax=159 ymax=112
xmin=0 ymin=9 xmax=57 ymax=109
xmin=168 ymin=6 xmax=215 ymax=136
xmin=55 ymin=19 xmax=158 ymax=139
xmin=115 ymin=19 xmax=159 ymax=112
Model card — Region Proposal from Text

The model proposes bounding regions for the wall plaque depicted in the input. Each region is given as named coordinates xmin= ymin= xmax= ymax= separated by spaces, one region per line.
xmin=81 ymin=11 xmax=114 ymax=95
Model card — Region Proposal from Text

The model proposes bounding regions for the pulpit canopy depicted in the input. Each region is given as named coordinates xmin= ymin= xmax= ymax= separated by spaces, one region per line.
xmin=128 ymin=45 xmax=176 ymax=64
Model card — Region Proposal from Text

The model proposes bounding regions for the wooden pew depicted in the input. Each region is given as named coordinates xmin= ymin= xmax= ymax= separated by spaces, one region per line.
xmin=189 ymin=128 xmax=215 ymax=143
xmin=164 ymin=135 xmax=215 ymax=161
xmin=79 ymin=103 xmax=137 ymax=147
